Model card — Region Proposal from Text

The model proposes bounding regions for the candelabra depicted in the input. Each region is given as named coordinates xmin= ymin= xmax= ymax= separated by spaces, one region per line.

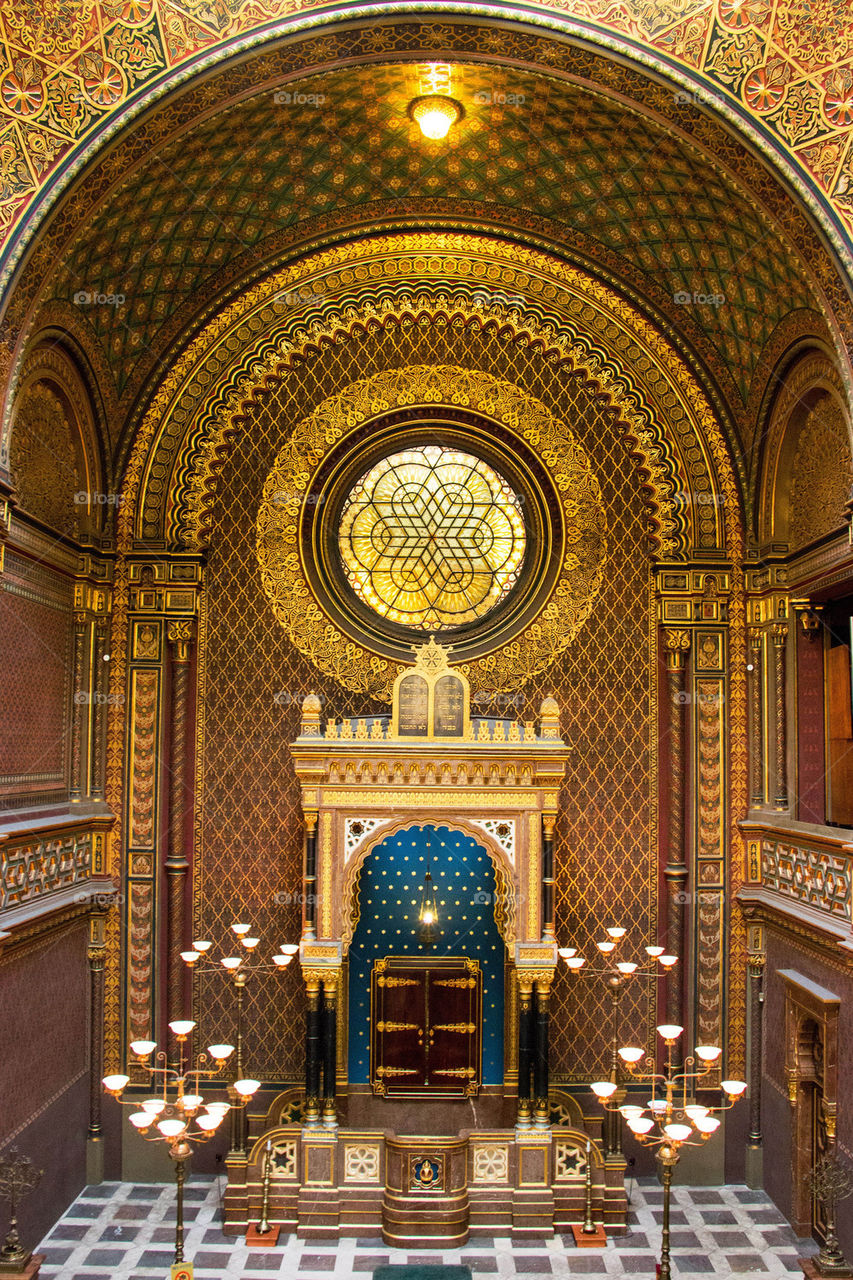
xmin=103 ymin=1022 xmax=260 ymax=1265
xmin=0 ymin=1148 xmax=42 ymax=1275
xmin=591 ymin=1023 xmax=746 ymax=1280
xmin=559 ymin=926 xmax=678 ymax=1156
xmin=804 ymin=1154 xmax=853 ymax=1277
xmin=181 ymin=923 xmax=299 ymax=1153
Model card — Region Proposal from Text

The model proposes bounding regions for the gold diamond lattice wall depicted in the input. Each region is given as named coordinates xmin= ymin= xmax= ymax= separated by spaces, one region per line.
xmin=339 ymin=446 xmax=526 ymax=630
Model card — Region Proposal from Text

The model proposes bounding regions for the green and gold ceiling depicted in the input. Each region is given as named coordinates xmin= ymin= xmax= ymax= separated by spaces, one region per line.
xmin=0 ymin=0 xmax=852 ymax=269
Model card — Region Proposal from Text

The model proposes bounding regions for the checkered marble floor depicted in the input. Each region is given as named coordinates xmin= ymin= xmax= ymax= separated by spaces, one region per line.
xmin=38 ymin=1177 xmax=817 ymax=1279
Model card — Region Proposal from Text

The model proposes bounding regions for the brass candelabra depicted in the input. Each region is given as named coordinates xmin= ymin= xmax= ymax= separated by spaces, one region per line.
xmin=805 ymin=1154 xmax=853 ymax=1277
xmin=591 ymin=1023 xmax=746 ymax=1280
xmin=0 ymin=1148 xmax=42 ymax=1275
xmin=559 ymin=926 xmax=678 ymax=1156
xmin=103 ymin=1022 xmax=260 ymax=1265
xmin=181 ymin=923 xmax=299 ymax=1154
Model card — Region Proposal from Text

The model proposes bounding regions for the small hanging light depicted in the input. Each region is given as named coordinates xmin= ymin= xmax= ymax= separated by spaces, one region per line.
xmin=418 ymin=828 xmax=440 ymax=943
xmin=409 ymin=94 xmax=463 ymax=140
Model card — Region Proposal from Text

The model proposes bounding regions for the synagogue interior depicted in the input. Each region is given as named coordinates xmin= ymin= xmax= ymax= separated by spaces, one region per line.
xmin=1 ymin=1 xmax=853 ymax=1278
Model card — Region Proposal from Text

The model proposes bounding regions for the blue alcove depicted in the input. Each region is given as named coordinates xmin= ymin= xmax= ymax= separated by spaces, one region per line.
xmin=348 ymin=824 xmax=505 ymax=1085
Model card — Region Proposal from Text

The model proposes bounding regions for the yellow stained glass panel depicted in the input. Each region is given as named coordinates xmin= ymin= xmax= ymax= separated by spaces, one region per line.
xmin=338 ymin=446 xmax=526 ymax=629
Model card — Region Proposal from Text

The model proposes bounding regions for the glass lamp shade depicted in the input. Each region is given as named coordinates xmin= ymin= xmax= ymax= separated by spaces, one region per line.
xmin=168 ymin=1020 xmax=196 ymax=1037
xmin=233 ymin=1079 xmax=261 ymax=1097
xmin=241 ymin=937 xmax=260 ymax=949
xmin=205 ymin=1102 xmax=230 ymax=1117
xmin=618 ymin=1046 xmax=644 ymax=1064
xmin=182 ymin=1094 xmax=204 ymax=1112
xmin=627 ymin=1116 xmax=654 ymax=1135
xmin=129 ymin=1112 xmax=151 ymax=1130
xmin=619 ymin=1106 xmax=645 ymax=1120
xmin=558 ymin=948 xmax=577 ymax=960
xmin=231 ymin=923 xmax=251 ymax=935
xmin=141 ymin=1098 xmax=166 ymax=1115
xmin=721 ymin=1080 xmax=748 ymax=1097
xmin=103 ymin=1074 xmax=130 ymax=1092
xmin=596 ymin=940 xmax=617 ymax=953
xmin=659 ymin=955 xmax=678 ymax=968
xmin=410 ymin=95 xmax=461 ymax=140
xmin=664 ymin=1123 xmax=693 ymax=1141
xmin=221 ymin=957 xmax=242 ymax=970
xmin=280 ymin=944 xmax=299 ymax=956
xmin=566 ymin=957 xmax=586 ymax=970
xmin=591 ymin=1081 xmax=618 ymax=1098
xmin=195 ymin=1114 xmax=221 ymax=1131
xmin=180 ymin=950 xmax=201 ymax=964
xmin=606 ymin=927 xmax=627 ymax=939
xmin=130 ymin=1040 xmax=157 ymax=1057
xmin=616 ymin=962 xmax=638 ymax=974
xmin=157 ymin=1118 xmax=186 ymax=1138
xmin=656 ymin=1024 xmax=684 ymax=1041
xmin=684 ymin=1105 xmax=710 ymax=1122
xmin=648 ymin=1099 xmax=668 ymax=1115
xmin=694 ymin=1115 xmax=721 ymax=1134
xmin=273 ymin=954 xmax=293 ymax=967
xmin=192 ymin=940 xmax=212 ymax=952
xmin=207 ymin=1044 xmax=235 ymax=1061
xmin=645 ymin=945 xmax=665 ymax=957
xmin=695 ymin=1045 xmax=722 ymax=1062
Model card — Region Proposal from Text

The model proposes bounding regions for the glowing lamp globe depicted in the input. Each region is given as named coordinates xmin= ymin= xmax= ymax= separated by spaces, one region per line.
xmin=659 ymin=955 xmax=678 ymax=968
xmin=695 ymin=1044 xmax=722 ymax=1062
xmin=656 ymin=1024 xmax=683 ymax=1041
xmin=242 ymin=937 xmax=260 ymax=949
xmin=103 ymin=1074 xmax=129 ymax=1093
xmin=618 ymin=1046 xmax=644 ymax=1064
xmin=664 ymin=1123 xmax=693 ymax=1141
xmin=566 ymin=957 xmax=586 ymax=970
xmin=130 ymin=1039 xmax=156 ymax=1057
xmin=721 ymin=1079 xmax=748 ymax=1097
xmin=422 ymin=909 xmax=435 ymax=925
xmin=645 ymin=945 xmax=665 ymax=957
xmin=195 ymin=1114 xmax=221 ymax=1131
xmin=180 ymin=950 xmax=200 ymax=964
xmin=558 ymin=948 xmax=577 ymax=960
xmin=591 ymin=1080 xmax=618 ymax=1099
xmin=234 ymin=1078 xmax=261 ymax=1097
xmin=157 ymin=1118 xmax=186 ymax=1138
xmin=192 ymin=940 xmax=212 ymax=952
xmin=649 ymin=1098 xmax=668 ymax=1114
xmin=694 ymin=1115 xmax=721 ymax=1134
xmin=207 ymin=1044 xmax=234 ymax=1061
xmin=205 ymin=1102 xmax=230 ymax=1117
xmin=221 ymin=957 xmax=242 ymax=971
xmin=684 ymin=1105 xmax=709 ymax=1122
xmin=410 ymin=95 xmax=462 ymax=140
xmin=281 ymin=944 xmax=299 ymax=956
xmin=606 ymin=927 xmax=627 ymax=939
xmin=627 ymin=1116 xmax=654 ymax=1135
xmin=141 ymin=1098 xmax=166 ymax=1115
xmin=231 ymin=923 xmax=251 ymax=936
xmin=168 ymin=1020 xmax=196 ymax=1037
xmin=619 ymin=1105 xmax=645 ymax=1119
xmin=616 ymin=962 xmax=638 ymax=974
xmin=129 ymin=1112 xmax=151 ymax=1130
xmin=596 ymin=940 xmax=616 ymax=953
xmin=182 ymin=1094 xmax=204 ymax=1112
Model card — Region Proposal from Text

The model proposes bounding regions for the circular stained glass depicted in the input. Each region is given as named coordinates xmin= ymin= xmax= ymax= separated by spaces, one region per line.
xmin=338 ymin=446 xmax=526 ymax=629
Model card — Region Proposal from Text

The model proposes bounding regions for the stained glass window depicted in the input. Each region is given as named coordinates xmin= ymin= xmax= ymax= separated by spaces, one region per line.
xmin=338 ymin=446 xmax=526 ymax=629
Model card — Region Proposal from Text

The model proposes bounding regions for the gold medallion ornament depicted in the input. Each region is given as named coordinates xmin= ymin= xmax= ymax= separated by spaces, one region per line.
xmin=255 ymin=365 xmax=607 ymax=698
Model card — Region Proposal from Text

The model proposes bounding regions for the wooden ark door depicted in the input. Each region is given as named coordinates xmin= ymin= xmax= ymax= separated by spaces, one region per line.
xmin=371 ymin=958 xmax=482 ymax=1099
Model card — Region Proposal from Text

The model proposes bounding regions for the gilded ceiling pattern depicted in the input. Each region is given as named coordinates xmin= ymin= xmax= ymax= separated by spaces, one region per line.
xmin=0 ymin=0 xmax=851 ymax=271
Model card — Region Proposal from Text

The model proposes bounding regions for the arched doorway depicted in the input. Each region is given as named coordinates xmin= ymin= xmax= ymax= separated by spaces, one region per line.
xmin=347 ymin=823 xmax=508 ymax=1130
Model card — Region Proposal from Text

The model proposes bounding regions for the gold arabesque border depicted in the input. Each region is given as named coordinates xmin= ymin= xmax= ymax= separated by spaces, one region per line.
xmin=255 ymin=364 xmax=607 ymax=699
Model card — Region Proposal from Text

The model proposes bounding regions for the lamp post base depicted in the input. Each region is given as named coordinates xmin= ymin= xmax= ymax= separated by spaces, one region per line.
xmin=801 ymin=1257 xmax=853 ymax=1279
xmin=570 ymin=1224 xmax=607 ymax=1248
xmin=0 ymin=1255 xmax=44 ymax=1278
xmin=246 ymin=1224 xmax=281 ymax=1247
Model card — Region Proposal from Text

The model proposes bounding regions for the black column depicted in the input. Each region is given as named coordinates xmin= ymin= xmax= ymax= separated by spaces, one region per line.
xmin=533 ymin=983 xmax=550 ymax=1128
xmin=517 ymin=983 xmax=533 ymax=1128
xmin=304 ymin=976 xmax=322 ymax=1125
xmin=322 ymin=978 xmax=338 ymax=1127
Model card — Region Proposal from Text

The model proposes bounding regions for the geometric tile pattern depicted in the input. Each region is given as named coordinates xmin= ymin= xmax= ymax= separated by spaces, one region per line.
xmin=37 ymin=1177 xmax=818 ymax=1278
xmin=0 ymin=0 xmax=851 ymax=270
xmin=43 ymin=63 xmax=817 ymax=405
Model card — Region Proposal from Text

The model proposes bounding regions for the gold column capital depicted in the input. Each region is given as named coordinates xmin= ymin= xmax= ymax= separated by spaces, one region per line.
xmin=167 ymin=619 xmax=195 ymax=661
xmin=771 ymin=622 xmax=789 ymax=645
xmin=662 ymin=629 xmax=691 ymax=670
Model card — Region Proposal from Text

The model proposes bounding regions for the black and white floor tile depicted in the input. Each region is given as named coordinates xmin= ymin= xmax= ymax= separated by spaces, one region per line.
xmin=37 ymin=1178 xmax=817 ymax=1278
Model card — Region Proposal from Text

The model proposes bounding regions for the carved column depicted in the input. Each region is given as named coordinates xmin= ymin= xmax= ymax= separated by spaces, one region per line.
xmin=166 ymin=621 xmax=194 ymax=1035
xmin=303 ymin=813 xmax=318 ymax=941
xmin=87 ymin=907 xmax=110 ymax=1183
xmin=541 ymin=815 xmax=555 ymax=943
xmin=748 ymin=628 xmax=764 ymax=807
xmin=304 ymin=970 xmax=323 ymax=1126
xmin=322 ymin=974 xmax=338 ymax=1128
xmin=516 ymin=979 xmax=533 ymax=1129
xmin=90 ymin=618 xmax=110 ymax=801
xmin=771 ymin=624 xmax=789 ymax=810
xmin=747 ymin=954 xmax=764 ymax=1147
xmin=532 ymin=980 xmax=550 ymax=1129
xmin=663 ymin=629 xmax=690 ymax=1028
xmin=69 ymin=612 xmax=89 ymax=802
